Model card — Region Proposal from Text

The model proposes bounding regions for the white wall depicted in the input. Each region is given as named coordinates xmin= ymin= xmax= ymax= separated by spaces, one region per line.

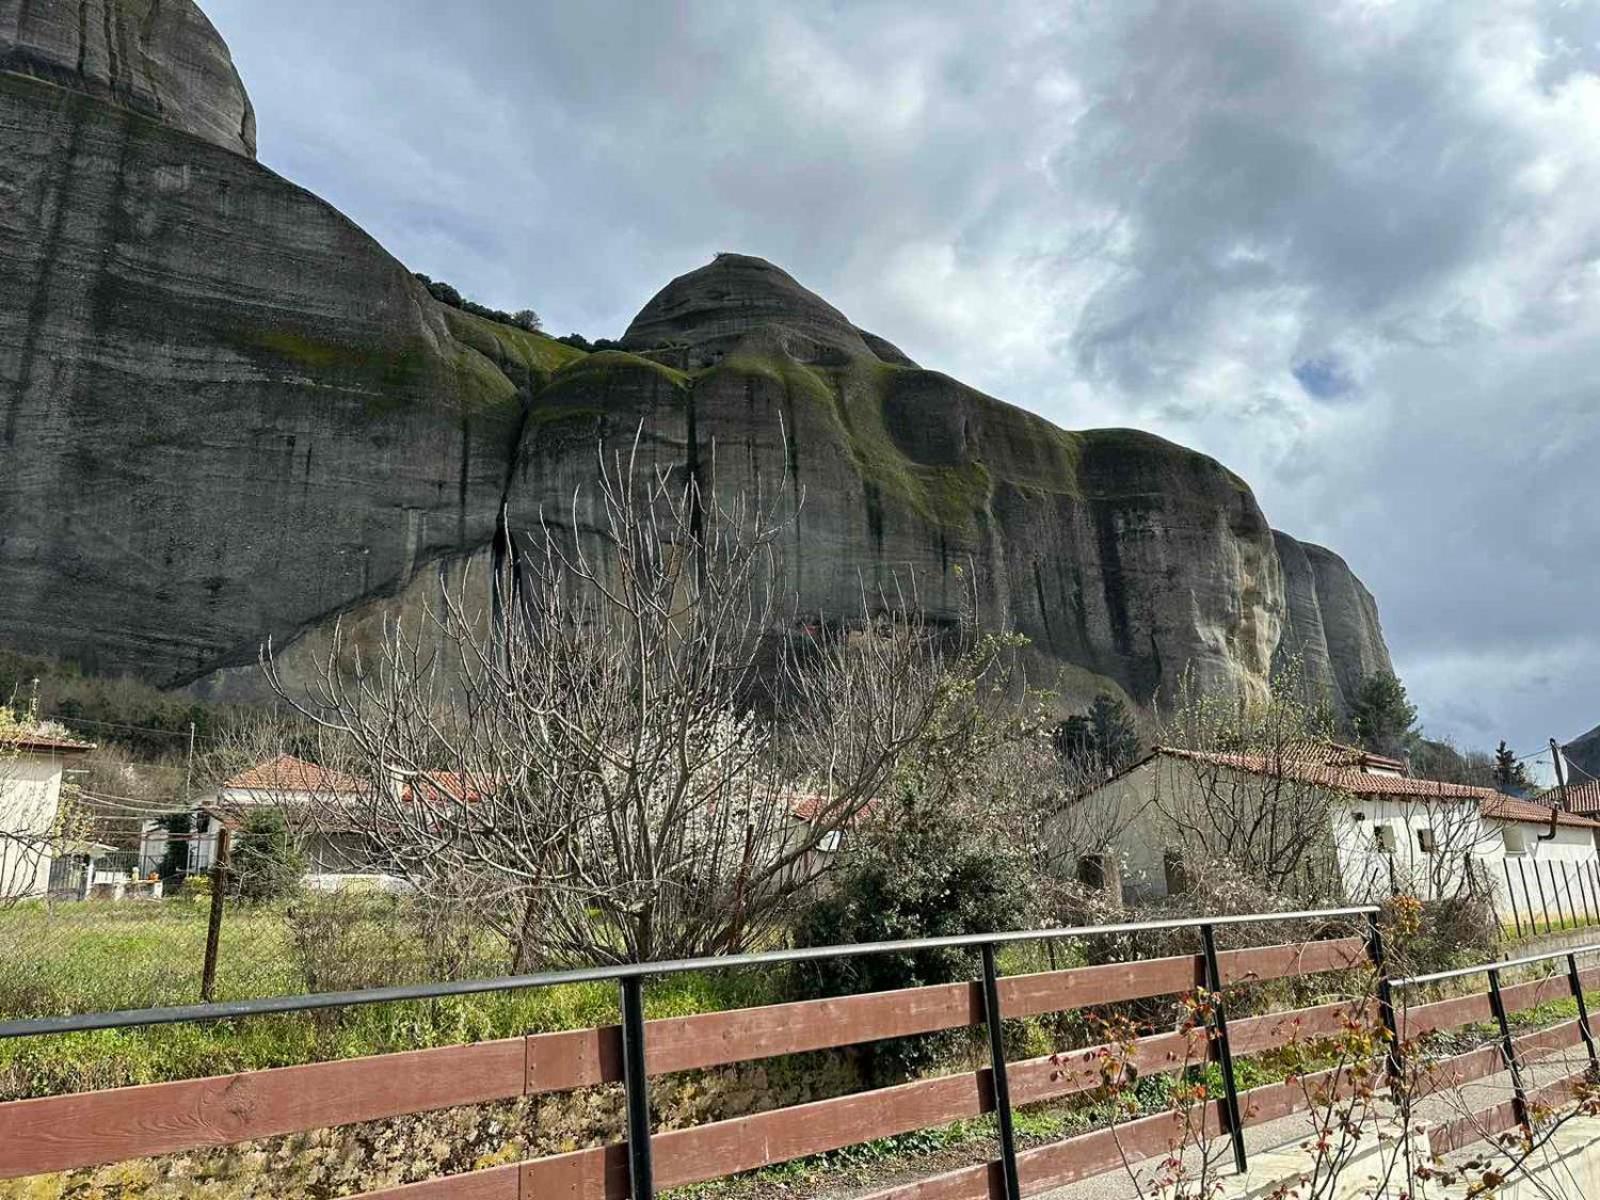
xmin=0 ymin=754 xmax=68 ymax=900
xmin=1489 ymin=820 xmax=1600 ymax=926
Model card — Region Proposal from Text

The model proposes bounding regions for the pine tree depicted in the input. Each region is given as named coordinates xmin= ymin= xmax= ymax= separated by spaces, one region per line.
xmin=1350 ymin=672 xmax=1418 ymax=758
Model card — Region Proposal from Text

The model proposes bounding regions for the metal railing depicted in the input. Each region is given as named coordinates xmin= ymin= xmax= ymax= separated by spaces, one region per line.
xmin=1391 ymin=942 xmax=1600 ymax=1132
xmin=0 ymin=904 xmax=1379 ymax=1200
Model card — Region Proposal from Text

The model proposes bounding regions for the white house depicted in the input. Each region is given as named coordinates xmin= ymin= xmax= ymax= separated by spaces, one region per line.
xmin=139 ymin=754 xmax=456 ymax=892
xmin=0 ymin=726 xmax=94 ymax=901
xmin=1066 ymin=742 xmax=1600 ymax=921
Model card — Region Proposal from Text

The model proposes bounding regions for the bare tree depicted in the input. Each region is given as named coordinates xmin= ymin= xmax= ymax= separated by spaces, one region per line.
xmin=267 ymin=429 xmax=1006 ymax=967
xmin=1149 ymin=660 xmax=1348 ymax=896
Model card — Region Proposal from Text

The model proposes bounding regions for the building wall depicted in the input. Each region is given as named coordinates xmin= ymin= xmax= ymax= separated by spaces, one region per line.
xmin=1488 ymin=820 xmax=1600 ymax=925
xmin=1332 ymin=798 xmax=1495 ymax=905
xmin=1065 ymin=755 xmax=1600 ymax=920
xmin=0 ymin=754 xmax=67 ymax=900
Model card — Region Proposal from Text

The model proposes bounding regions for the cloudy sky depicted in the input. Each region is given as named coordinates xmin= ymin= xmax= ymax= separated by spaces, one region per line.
xmin=205 ymin=0 xmax=1600 ymax=770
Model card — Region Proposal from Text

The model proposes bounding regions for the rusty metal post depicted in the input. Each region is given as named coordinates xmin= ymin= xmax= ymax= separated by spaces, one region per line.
xmin=200 ymin=826 xmax=229 ymax=1004
xmin=1487 ymin=967 xmax=1529 ymax=1130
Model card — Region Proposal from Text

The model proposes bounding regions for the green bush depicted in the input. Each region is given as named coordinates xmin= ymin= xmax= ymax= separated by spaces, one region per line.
xmin=228 ymin=810 xmax=304 ymax=904
xmin=791 ymin=789 xmax=1035 ymax=1083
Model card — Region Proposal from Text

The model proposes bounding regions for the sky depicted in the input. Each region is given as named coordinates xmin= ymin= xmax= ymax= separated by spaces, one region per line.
xmin=204 ymin=0 xmax=1600 ymax=769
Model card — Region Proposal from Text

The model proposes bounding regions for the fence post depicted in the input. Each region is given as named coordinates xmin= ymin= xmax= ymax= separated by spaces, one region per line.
xmin=1365 ymin=911 xmax=1402 ymax=1088
xmin=1583 ymin=862 xmax=1600 ymax=926
xmin=1580 ymin=863 xmax=1595 ymax=927
xmin=1561 ymin=864 xmax=1579 ymax=928
xmin=1534 ymin=861 xmax=1553 ymax=934
xmin=980 ymin=943 xmax=1021 ymax=1200
xmin=1199 ymin=924 xmax=1248 ymax=1175
xmin=1487 ymin=967 xmax=1529 ymax=1130
xmin=619 ymin=975 xmax=655 ymax=1200
xmin=200 ymin=827 xmax=230 ymax=1004
xmin=1567 ymin=953 xmax=1599 ymax=1075
xmin=1503 ymin=860 xmax=1523 ymax=937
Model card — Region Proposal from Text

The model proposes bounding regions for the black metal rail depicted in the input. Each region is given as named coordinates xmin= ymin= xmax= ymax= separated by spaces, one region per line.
xmin=0 ymin=904 xmax=1379 ymax=1199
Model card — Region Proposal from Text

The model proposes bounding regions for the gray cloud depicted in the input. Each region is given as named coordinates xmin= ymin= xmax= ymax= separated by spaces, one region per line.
xmin=205 ymin=0 xmax=1600 ymax=758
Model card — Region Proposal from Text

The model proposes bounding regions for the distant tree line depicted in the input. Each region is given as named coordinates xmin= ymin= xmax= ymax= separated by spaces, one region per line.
xmin=553 ymin=332 xmax=623 ymax=353
xmin=412 ymin=273 xmax=540 ymax=332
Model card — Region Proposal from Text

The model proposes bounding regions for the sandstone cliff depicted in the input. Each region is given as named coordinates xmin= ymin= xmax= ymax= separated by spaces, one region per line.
xmin=0 ymin=0 xmax=1394 ymax=715
xmin=0 ymin=0 xmax=254 ymax=156
xmin=1272 ymin=531 xmax=1394 ymax=717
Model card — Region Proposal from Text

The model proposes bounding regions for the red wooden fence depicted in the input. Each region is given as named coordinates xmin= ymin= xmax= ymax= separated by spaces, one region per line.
xmin=0 ymin=934 xmax=1590 ymax=1198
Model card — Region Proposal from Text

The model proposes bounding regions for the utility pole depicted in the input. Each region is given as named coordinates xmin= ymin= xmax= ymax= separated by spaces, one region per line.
xmin=1552 ymin=738 xmax=1571 ymax=812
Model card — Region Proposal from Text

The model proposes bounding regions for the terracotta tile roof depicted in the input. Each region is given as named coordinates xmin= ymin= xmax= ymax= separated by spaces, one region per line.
xmin=1148 ymin=746 xmax=1600 ymax=829
xmin=1482 ymin=793 xmax=1600 ymax=830
xmin=0 ymin=729 xmax=95 ymax=754
xmin=400 ymin=770 xmax=499 ymax=804
xmin=1546 ymin=780 xmax=1600 ymax=815
xmin=222 ymin=754 xmax=367 ymax=796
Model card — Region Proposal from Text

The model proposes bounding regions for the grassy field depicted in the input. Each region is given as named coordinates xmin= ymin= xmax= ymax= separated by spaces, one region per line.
xmin=0 ymin=898 xmax=795 ymax=1101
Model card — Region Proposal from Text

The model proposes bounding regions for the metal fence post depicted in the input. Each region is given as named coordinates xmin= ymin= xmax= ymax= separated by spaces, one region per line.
xmin=980 ymin=943 xmax=1022 ymax=1200
xmin=1561 ymin=865 xmax=1579 ymax=928
xmin=1365 ymin=911 xmax=1402 ymax=1087
xmin=619 ymin=976 xmax=655 ymax=1200
xmin=1486 ymin=967 xmax=1529 ymax=1130
xmin=1200 ymin=924 xmax=1248 ymax=1175
xmin=1568 ymin=953 xmax=1599 ymax=1075
xmin=1580 ymin=864 xmax=1595 ymax=927
xmin=1503 ymin=861 xmax=1523 ymax=938
xmin=200 ymin=827 xmax=230 ymax=1004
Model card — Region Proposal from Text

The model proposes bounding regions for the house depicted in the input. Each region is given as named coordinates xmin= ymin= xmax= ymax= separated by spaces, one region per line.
xmin=137 ymin=754 xmax=507 ymax=893
xmin=1067 ymin=742 xmax=1600 ymax=920
xmin=0 ymin=725 xmax=94 ymax=901
xmin=139 ymin=753 xmax=405 ymax=891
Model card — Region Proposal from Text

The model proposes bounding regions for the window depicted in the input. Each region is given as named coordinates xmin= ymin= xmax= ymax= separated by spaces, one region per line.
xmin=1163 ymin=849 xmax=1189 ymax=895
xmin=1374 ymin=824 xmax=1397 ymax=853
xmin=1503 ymin=825 xmax=1528 ymax=856
xmin=1077 ymin=854 xmax=1108 ymax=890
xmin=1417 ymin=828 xmax=1436 ymax=854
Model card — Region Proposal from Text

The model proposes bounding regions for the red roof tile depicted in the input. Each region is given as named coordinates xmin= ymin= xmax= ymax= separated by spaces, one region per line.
xmin=222 ymin=754 xmax=367 ymax=796
xmin=1148 ymin=746 xmax=1600 ymax=829
xmin=1548 ymin=780 xmax=1600 ymax=815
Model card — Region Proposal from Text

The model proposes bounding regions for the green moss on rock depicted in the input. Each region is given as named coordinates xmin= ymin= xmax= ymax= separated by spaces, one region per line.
xmin=442 ymin=309 xmax=587 ymax=380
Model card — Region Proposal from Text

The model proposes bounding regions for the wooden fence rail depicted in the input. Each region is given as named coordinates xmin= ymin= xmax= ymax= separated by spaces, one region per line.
xmin=0 ymin=937 xmax=1365 ymax=1186
xmin=2 ymin=923 xmax=1595 ymax=1200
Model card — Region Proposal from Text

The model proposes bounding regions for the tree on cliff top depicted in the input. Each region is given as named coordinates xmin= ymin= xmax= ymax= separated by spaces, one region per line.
xmin=1351 ymin=670 xmax=1418 ymax=759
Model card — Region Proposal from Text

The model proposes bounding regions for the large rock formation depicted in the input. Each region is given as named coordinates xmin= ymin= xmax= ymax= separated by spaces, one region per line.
xmin=0 ymin=0 xmax=1394 ymax=714
xmin=0 ymin=0 xmax=255 ymax=156
xmin=0 ymin=7 xmax=580 ymax=686
xmin=1272 ymin=531 xmax=1394 ymax=716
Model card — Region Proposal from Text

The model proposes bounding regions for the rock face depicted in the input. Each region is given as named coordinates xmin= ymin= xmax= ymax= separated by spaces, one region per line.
xmin=0 ymin=15 xmax=580 ymax=687
xmin=1272 ymin=531 xmax=1394 ymax=716
xmin=1562 ymin=725 xmax=1600 ymax=787
xmin=0 ymin=0 xmax=255 ymax=156
xmin=0 ymin=4 xmax=1394 ymax=713
xmin=514 ymin=255 xmax=1284 ymax=708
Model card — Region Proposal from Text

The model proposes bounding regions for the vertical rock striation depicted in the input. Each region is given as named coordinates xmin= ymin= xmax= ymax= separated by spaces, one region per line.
xmin=1272 ymin=530 xmax=1394 ymax=715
